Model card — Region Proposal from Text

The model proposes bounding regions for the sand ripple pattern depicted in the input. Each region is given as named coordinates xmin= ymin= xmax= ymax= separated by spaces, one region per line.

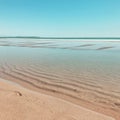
xmin=0 ymin=39 xmax=120 ymax=119
xmin=0 ymin=61 xmax=120 ymax=119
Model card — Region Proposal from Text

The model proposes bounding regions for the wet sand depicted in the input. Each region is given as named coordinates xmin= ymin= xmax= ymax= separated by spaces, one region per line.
xmin=0 ymin=78 xmax=115 ymax=120
xmin=97 ymin=46 xmax=114 ymax=50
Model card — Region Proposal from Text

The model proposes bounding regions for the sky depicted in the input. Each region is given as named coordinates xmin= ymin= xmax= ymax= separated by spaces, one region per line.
xmin=0 ymin=0 xmax=120 ymax=37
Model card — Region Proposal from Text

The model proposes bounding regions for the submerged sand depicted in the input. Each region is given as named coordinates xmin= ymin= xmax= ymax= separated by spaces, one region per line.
xmin=0 ymin=78 xmax=115 ymax=120
xmin=0 ymin=39 xmax=120 ymax=120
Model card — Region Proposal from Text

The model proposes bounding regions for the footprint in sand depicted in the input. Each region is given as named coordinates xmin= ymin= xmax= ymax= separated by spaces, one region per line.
xmin=0 ymin=88 xmax=22 ymax=97
xmin=14 ymin=91 xmax=22 ymax=96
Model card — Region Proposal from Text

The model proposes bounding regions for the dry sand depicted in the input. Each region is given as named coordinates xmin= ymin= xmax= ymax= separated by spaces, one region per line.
xmin=0 ymin=78 xmax=115 ymax=120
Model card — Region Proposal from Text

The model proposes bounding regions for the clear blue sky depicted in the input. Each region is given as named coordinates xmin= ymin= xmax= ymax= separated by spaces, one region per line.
xmin=0 ymin=0 xmax=120 ymax=37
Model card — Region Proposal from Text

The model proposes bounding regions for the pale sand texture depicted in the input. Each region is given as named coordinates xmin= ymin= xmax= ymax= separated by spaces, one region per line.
xmin=0 ymin=78 xmax=115 ymax=120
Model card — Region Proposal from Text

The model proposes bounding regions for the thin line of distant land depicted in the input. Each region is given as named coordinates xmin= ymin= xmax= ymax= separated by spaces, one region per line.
xmin=0 ymin=36 xmax=120 ymax=39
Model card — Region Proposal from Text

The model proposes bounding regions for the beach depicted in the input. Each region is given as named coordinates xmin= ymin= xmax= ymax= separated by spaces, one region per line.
xmin=0 ymin=39 xmax=120 ymax=119
xmin=0 ymin=78 xmax=115 ymax=120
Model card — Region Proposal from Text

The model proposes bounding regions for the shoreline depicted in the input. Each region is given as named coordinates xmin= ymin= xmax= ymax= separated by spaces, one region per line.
xmin=0 ymin=77 xmax=116 ymax=120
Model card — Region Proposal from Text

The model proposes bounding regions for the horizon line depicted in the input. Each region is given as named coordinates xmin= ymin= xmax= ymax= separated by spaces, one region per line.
xmin=0 ymin=36 xmax=120 ymax=39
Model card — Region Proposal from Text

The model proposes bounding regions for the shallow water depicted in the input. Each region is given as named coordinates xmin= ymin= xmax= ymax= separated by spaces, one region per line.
xmin=0 ymin=38 xmax=120 ymax=118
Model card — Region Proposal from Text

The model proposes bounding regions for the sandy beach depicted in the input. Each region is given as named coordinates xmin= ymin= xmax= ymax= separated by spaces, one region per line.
xmin=1 ymin=0 xmax=120 ymax=119
xmin=0 ymin=78 xmax=115 ymax=120
xmin=0 ymin=39 xmax=120 ymax=120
